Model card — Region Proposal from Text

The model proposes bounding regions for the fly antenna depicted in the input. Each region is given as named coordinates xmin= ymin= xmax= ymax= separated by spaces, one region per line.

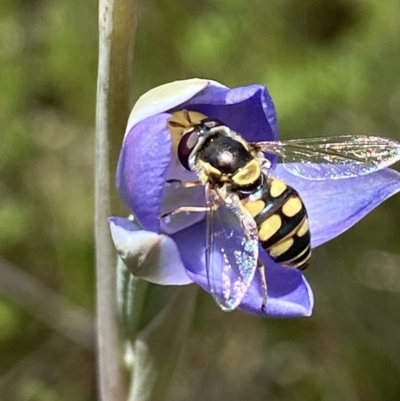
xmin=183 ymin=109 xmax=192 ymax=124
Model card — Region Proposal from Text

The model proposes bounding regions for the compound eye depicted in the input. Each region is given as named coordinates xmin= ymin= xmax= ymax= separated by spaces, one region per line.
xmin=177 ymin=130 xmax=199 ymax=170
xmin=202 ymin=118 xmax=225 ymax=129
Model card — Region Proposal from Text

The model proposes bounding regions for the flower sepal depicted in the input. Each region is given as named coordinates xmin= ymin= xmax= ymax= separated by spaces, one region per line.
xmin=109 ymin=217 xmax=192 ymax=285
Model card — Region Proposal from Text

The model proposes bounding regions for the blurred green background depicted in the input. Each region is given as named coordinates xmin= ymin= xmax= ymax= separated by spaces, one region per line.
xmin=1 ymin=0 xmax=400 ymax=400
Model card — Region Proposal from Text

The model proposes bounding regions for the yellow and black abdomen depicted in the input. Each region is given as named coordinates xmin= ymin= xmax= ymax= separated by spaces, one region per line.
xmin=243 ymin=177 xmax=311 ymax=270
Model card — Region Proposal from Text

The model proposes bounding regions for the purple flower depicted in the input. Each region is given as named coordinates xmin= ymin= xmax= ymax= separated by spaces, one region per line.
xmin=110 ymin=79 xmax=400 ymax=318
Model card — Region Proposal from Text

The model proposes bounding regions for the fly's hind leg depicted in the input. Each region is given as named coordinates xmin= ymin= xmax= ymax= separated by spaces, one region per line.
xmin=257 ymin=258 xmax=268 ymax=312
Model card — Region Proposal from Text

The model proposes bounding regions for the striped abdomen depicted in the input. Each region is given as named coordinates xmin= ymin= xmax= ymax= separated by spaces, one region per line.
xmin=243 ymin=177 xmax=311 ymax=270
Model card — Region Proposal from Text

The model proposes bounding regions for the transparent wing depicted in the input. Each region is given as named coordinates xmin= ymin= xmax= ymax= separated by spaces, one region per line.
xmin=255 ymin=135 xmax=400 ymax=180
xmin=205 ymin=185 xmax=259 ymax=311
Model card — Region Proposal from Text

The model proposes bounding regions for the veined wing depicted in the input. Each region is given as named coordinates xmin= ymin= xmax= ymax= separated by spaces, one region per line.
xmin=205 ymin=185 xmax=259 ymax=311
xmin=254 ymin=135 xmax=400 ymax=180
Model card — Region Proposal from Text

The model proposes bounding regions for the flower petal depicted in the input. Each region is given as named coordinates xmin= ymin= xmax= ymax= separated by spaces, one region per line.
xmin=125 ymin=78 xmax=226 ymax=138
xmin=117 ymin=113 xmax=172 ymax=232
xmin=109 ymin=217 xmax=192 ymax=285
xmin=179 ymin=84 xmax=279 ymax=143
xmin=240 ymin=255 xmax=314 ymax=318
xmin=171 ymin=220 xmax=314 ymax=317
xmin=273 ymin=165 xmax=400 ymax=247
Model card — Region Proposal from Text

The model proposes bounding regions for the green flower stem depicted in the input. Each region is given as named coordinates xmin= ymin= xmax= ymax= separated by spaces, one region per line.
xmin=117 ymin=256 xmax=198 ymax=401
xmin=127 ymin=285 xmax=198 ymax=401
xmin=95 ymin=0 xmax=139 ymax=400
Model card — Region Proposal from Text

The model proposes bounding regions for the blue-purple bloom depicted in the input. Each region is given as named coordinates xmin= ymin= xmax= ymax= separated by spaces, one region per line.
xmin=110 ymin=79 xmax=400 ymax=318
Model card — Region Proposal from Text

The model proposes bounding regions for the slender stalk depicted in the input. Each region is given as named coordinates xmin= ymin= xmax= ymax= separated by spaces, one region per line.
xmin=95 ymin=0 xmax=139 ymax=400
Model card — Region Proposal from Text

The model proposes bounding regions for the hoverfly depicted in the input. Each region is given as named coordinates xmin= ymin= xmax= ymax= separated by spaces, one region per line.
xmin=164 ymin=110 xmax=400 ymax=312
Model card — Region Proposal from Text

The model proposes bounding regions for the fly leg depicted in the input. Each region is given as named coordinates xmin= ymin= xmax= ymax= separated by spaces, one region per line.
xmin=161 ymin=179 xmax=207 ymax=219
xmin=161 ymin=206 xmax=208 ymax=219
xmin=166 ymin=179 xmax=203 ymax=188
xmin=257 ymin=258 xmax=268 ymax=312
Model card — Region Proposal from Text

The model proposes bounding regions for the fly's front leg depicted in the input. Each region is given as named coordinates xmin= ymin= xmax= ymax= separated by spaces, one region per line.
xmin=160 ymin=206 xmax=208 ymax=219
xmin=166 ymin=178 xmax=203 ymax=188
xmin=257 ymin=258 xmax=268 ymax=312
xmin=161 ymin=179 xmax=206 ymax=219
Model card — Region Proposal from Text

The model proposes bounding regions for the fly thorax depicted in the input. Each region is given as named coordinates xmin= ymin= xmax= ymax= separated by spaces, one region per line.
xmin=199 ymin=135 xmax=254 ymax=179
